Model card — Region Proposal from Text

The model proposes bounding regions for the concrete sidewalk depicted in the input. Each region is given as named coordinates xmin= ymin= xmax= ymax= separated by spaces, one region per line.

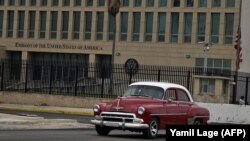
xmin=0 ymin=104 xmax=94 ymax=130
xmin=0 ymin=103 xmax=93 ymax=116
xmin=0 ymin=113 xmax=94 ymax=130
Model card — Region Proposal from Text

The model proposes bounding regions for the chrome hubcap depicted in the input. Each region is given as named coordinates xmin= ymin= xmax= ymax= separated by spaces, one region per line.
xmin=150 ymin=120 xmax=158 ymax=136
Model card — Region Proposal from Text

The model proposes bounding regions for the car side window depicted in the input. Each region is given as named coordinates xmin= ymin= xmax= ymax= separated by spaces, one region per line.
xmin=164 ymin=89 xmax=177 ymax=100
xmin=177 ymin=89 xmax=190 ymax=102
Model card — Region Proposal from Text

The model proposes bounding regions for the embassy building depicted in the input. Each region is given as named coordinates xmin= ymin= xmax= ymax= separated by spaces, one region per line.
xmin=0 ymin=0 xmax=240 ymax=71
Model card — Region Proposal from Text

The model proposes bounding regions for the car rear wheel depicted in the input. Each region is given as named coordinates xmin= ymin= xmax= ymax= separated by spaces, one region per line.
xmin=193 ymin=119 xmax=202 ymax=125
xmin=95 ymin=125 xmax=110 ymax=136
xmin=143 ymin=117 xmax=159 ymax=139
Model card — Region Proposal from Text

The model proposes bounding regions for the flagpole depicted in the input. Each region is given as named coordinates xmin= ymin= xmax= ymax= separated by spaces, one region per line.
xmin=232 ymin=0 xmax=242 ymax=104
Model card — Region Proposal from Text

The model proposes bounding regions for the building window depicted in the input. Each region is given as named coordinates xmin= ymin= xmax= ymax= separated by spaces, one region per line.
xmin=196 ymin=58 xmax=231 ymax=75
xmin=120 ymin=12 xmax=128 ymax=41
xmin=186 ymin=0 xmax=193 ymax=7
xmin=9 ymin=0 xmax=15 ymax=6
xmin=52 ymin=0 xmax=58 ymax=6
xmin=63 ymin=0 xmax=70 ymax=6
xmin=8 ymin=52 xmax=22 ymax=81
xmin=199 ymin=0 xmax=207 ymax=7
xmin=224 ymin=13 xmax=234 ymax=44
xmin=98 ymin=0 xmax=105 ymax=6
xmin=73 ymin=12 xmax=80 ymax=39
xmin=86 ymin=0 xmax=93 ymax=6
xmin=145 ymin=12 xmax=153 ymax=41
xmin=170 ymin=12 xmax=179 ymax=43
xmin=0 ymin=0 xmax=4 ymax=5
xmin=132 ymin=12 xmax=140 ymax=41
xmin=31 ymin=53 xmax=88 ymax=81
xmin=50 ymin=11 xmax=58 ymax=39
xmin=184 ymin=13 xmax=192 ymax=43
xmin=200 ymin=79 xmax=215 ymax=94
xmin=212 ymin=0 xmax=221 ymax=7
xmin=28 ymin=11 xmax=35 ymax=38
xmin=39 ymin=11 xmax=47 ymax=39
xmin=0 ymin=11 xmax=3 ymax=37
xmin=61 ymin=11 xmax=69 ymax=39
xmin=222 ymin=80 xmax=229 ymax=95
xmin=30 ymin=0 xmax=36 ymax=6
xmin=85 ymin=12 xmax=92 ymax=40
xmin=122 ymin=0 xmax=129 ymax=7
xmin=134 ymin=0 xmax=141 ymax=7
xmin=211 ymin=13 xmax=220 ymax=44
xmin=158 ymin=12 xmax=166 ymax=42
xmin=41 ymin=0 xmax=47 ymax=6
xmin=7 ymin=11 xmax=14 ymax=37
xmin=96 ymin=12 xmax=104 ymax=40
xmin=74 ymin=0 xmax=81 ymax=6
xmin=17 ymin=11 xmax=25 ymax=38
xmin=226 ymin=0 xmax=235 ymax=7
xmin=197 ymin=13 xmax=206 ymax=42
xmin=19 ymin=0 xmax=26 ymax=6
xmin=159 ymin=0 xmax=167 ymax=7
xmin=146 ymin=0 xmax=154 ymax=7
xmin=108 ymin=15 xmax=114 ymax=40
xmin=173 ymin=0 xmax=180 ymax=7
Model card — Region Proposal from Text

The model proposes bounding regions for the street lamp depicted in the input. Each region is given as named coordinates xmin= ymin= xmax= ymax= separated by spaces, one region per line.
xmin=108 ymin=0 xmax=120 ymax=95
xmin=203 ymin=43 xmax=209 ymax=73
xmin=199 ymin=42 xmax=211 ymax=74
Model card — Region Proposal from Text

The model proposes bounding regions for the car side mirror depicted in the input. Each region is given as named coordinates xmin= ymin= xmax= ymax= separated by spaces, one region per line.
xmin=167 ymin=98 xmax=173 ymax=103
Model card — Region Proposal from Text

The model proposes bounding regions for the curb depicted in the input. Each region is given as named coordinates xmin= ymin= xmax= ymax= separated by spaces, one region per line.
xmin=0 ymin=106 xmax=94 ymax=116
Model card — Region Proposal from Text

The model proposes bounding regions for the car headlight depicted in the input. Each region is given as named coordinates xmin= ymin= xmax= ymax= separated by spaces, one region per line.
xmin=137 ymin=106 xmax=145 ymax=115
xmin=93 ymin=104 xmax=100 ymax=113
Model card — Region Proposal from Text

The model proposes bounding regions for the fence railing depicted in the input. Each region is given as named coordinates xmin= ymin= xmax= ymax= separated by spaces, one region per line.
xmin=0 ymin=60 xmax=249 ymax=104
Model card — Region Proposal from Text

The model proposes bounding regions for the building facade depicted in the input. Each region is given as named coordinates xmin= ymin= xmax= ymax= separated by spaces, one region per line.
xmin=240 ymin=0 xmax=250 ymax=73
xmin=0 ymin=0 xmax=240 ymax=71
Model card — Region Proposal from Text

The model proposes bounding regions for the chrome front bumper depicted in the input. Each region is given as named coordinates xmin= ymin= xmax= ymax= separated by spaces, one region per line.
xmin=91 ymin=116 xmax=149 ymax=129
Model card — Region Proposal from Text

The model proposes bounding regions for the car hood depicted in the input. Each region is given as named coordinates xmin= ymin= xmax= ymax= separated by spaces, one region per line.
xmin=104 ymin=96 xmax=160 ymax=113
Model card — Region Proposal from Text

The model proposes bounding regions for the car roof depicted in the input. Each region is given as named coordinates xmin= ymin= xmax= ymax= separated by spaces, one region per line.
xmin=129 ymin=81 xmax=186 ymax=91
xmin=129 ymin=81 xmax=194 ymax=102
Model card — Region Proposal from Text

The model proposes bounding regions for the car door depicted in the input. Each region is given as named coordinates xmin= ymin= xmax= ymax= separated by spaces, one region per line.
xmin=176 ymin=88 xmax=194 ymax=124
xmin=163 ymin=88 xmax=183 ymax=125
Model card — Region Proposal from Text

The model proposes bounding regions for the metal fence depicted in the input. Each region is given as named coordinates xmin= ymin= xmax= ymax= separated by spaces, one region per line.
xmin=0 ymin=60 xmax=249 ymax=104
xmin=234 ymin=72 xmax=250 ymax=104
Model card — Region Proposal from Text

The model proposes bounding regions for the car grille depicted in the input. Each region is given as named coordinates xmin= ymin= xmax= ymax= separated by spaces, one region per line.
xmin=100 ymin=112 xmax=135 ymax=123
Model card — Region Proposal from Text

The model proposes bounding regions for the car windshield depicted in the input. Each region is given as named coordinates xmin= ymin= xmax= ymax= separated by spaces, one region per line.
xmin=123 ymin=85 xmax=164 ymax=99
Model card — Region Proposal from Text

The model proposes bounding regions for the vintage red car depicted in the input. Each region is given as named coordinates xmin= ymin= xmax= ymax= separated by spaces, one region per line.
xmin=91 ymin=81 xmax=209 ymax=138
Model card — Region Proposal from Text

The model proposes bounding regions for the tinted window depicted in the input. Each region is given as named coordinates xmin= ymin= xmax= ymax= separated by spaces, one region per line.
xmin=165 ymin=89 xmax=176 ymax=100
xmin=124 ymin=85 xmax=164 ymax=99
xmin=177 ymin=89 xmax=190 ymax=101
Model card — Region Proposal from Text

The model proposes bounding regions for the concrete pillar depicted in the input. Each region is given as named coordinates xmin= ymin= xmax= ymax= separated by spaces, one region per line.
xmin=21 ymin=51 xmax=30 ymax=82
xmin=22 ymin=51 xmax=29 ymax=61
xmin=88 ymin=54 xmax=96 ymax=78
xmin=89 ymin=54 xmax=96 ymax=63
xmin=0 ymin=46 xmax=6 ymax=60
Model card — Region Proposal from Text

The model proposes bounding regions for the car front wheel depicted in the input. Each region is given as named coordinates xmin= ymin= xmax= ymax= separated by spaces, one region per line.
xmin=95 ymin=125 xmax=110 ymax=136
xmin=143 ymin=117 xmax=159 ymax=139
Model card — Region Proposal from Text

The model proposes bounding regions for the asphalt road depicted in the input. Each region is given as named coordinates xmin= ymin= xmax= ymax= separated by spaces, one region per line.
xmin=0 ymin=129 xmax=166 ymax=141
xmin=0 ymin=109 xmax=166 ymax=141
xmin=0 ymin=109 xmax=229 ymax=141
